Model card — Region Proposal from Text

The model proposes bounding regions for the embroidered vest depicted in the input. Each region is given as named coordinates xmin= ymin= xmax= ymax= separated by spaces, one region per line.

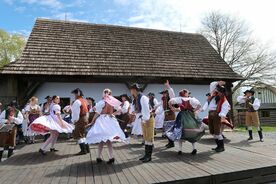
xmin=78 ymin=97 xmax=89 ymax=115
xmin=245 ymin=97 xmax=256 ymax=112
xmin=134 ymin=93 xmax=143 ymax=113
xmin=101 ymin=102 xmax=114 ymax=115
xmin=180 ymin=100 xmax=193 ymax=111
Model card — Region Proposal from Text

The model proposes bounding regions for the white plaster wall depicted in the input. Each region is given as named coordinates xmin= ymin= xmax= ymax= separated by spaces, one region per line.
xmin=34 ymin=82 xmax=209 ymax=118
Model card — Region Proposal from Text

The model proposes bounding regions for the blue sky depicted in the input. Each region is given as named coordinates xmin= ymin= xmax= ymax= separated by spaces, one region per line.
xmin=1 ymin=0 xmax=276 ymax=49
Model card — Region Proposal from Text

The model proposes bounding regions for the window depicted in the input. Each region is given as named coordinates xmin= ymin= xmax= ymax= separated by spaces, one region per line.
xmin=261 ymin=111 xmax=270 ymax=118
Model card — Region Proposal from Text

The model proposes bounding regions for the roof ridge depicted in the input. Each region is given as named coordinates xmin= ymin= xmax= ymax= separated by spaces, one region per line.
xmin=36 ymin=18 xmax=202 ymax=36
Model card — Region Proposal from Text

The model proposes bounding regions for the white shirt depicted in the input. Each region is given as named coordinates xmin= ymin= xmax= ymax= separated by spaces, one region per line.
xmin=156 ymin=87 xmax=176 ymax=109
xmin=121 ymin=101 xmax=130 ymax=114
xmin=169 ymin=97 xmax=201 ymax=109
xmin=210 ymin=81 xmax=218 ymax=94
xmin=71 ymin=99 xmax=81 ymax=123
xmin=237 ymin=96 xmax=260 ymax=111
xmin=206 ymin=98 xmax=230 ymax=118
xmin=140 ymin=95 xmax=151 ymax=121
xmin=0 ymin=110 xmax=24 ymax=125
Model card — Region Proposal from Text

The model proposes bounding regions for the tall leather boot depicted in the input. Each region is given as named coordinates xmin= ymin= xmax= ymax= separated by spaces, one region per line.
xmin=248 ymin=130 xmax=253 ymax=140
xmin=85 ymin=144 xmax=90 ymax=153
xmin=0 ymin=150 xmax=3 ymax=162
xmin=215 ymin=140 xmax=225 ymax=153
xmin=212 ymin=139 xmax=219 ymax=150
xmin=142 ymin=145 xmax=153 ymax=163
xmin=139 ymin=145 xmax=148 ymax=161
xmin=76 ymin=143 xmax=87 ymax=155
xmin=258 ymin=129 xmax=264 ymax=142
xmin=7 ymin=148 xmax=14 ymax=158
xmin=165 ymin=139 xmax=175 ymax=148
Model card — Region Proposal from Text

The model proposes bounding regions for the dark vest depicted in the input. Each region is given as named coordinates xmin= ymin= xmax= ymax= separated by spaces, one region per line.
xmin=134 ymin=93 xmax=143 ymax=113
xmin=246 ymin=97 xmax=256 ymax=112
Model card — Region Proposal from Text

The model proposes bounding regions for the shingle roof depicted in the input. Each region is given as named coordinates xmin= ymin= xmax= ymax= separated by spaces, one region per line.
xmin=0 ymin=18 xmax=242 ymax=80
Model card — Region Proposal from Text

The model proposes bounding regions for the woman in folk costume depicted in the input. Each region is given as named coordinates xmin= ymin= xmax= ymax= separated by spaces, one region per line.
xmin=30 ymin=96 xmax=74 ymax=155
xmin=115 ymin=94 xmax=131 ymax=140
xmin=86 ymin=97 xmax=96 ymax=124
xmin=23 ymin=97 xmax=41 ymax=144
xmin=205 ymin=81 xmax=230 ymax=152
xmin=0 ymin=101 xmax=24 ymax=161
xmin=237 ymin=89 xmax=263 ymax=142
xmin=86 ymin=89 xmax=126 ymax=164
xmin=166 ymin=89 xmax=203 ymax=155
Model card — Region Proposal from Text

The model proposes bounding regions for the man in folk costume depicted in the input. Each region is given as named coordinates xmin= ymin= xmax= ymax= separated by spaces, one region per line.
xmin=159 ymin=80 xmax=176 ymax=148
xmin=207 ymin=81 xmax=230 ymax=152
xmin=237 ymin=89 xmax=263 ymax=142
xmin=0 ymin=101 xmax=23 ymax=161
xmin=130 ymin=83 xmax=155 ymax=163
xmin=71 ymin=88 xmax=90 ymax=155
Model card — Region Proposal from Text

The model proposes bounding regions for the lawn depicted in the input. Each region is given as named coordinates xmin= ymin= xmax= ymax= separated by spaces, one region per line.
xmin=234 ymin=124 xmax=276 ymax=132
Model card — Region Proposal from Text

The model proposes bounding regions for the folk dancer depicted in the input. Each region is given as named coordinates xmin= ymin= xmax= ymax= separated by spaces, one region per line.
xmin=159 ymin=80 xmax=176 ymax=148
xmin=148 ymin=93 xmax=164 ymax=132
xmin=115 ymin=94 xmax=131 ymax=140
xmin=30 ymin=96 xmax=74 ymax=155
xmin=86 ymin=89 xmax=126 ymax=164
xmin=86 ymin=97 xmax=96 ymax=124
xmin=206 ymin=81 xmax=230 ymax=152
xmin=166 ymin=89 xmax=203 ymax=155
xmin=237 ymin=89 xmax=263 ymax=142
xmin=0 ymin=101 xmax=24 ymax=161
xmin=24 ymin=97 xmax=41 ymax=144
xmin=71 ymin=88 xmax=90 ymax=155
xmin=130 ymin=83 xmax=155 ymax=163
xmin=41 ymin=96 xmax=52 ymax=141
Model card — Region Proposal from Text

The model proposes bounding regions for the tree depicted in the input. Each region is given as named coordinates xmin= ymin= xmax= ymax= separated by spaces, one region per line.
xmin=199 ymin=11 xmax=276 ymax=93
xmin=0 ymin=29 xmax=26 ymax=68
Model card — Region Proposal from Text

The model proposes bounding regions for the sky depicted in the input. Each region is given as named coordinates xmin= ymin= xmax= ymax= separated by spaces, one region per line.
xmin=1 ymin=0 xmax=276 ymax=50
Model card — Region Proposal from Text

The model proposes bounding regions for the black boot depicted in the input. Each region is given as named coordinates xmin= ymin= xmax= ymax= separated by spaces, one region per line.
xmin=165 ymin=139 xmax=175 ymax=148
xmin=76 ymin=143 xmax=87 ymax=155
xmin=85 ymin=144 xmax=90 ymax=153
xmin=258 ymin=129 xmax=264 ymax=142
xmin=7 ymin=148 xmax=14 ymax=158
xmin=212 ymin=139 xmax=219 ymax=150
xmin=142 ymin=145 xmax=153 ymax=163
xmin=248 ymin=130 xmax=253 ymax=140
xmin=0 ymin=150 xmax=3 ymax=162
xmin=107 ymin=158 xmax=115 ymax=164
xmin=215 ymin=140 xmax=225 ymax=153
xmin=139 ymin=145 xmax=148 ymax=161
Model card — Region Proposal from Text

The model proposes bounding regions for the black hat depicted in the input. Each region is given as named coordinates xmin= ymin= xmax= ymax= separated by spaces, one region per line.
xmin=71 ymin=88 xmax=84 ymax=96
xmin=9 ymin=100 xmax=18 ymax=107
xmin=129 ymin=83 xmax=141 ymax=91
xmin=216 ymin=85 xmax=226 ymax=94
xmin=120 ymin=94 xmax=131 ymax=102
xmin=244 ymin=89 xmax=255 ymax=95
xmin=45 ymin=95 xmax=51 ymax=99
xmin=86 ymin=97 xmax=95 ymax=102
xmin=148 ymin=92 xmax=155 ymax=97
xmin=159 ymin=90 xmax=168 ymax=94
xmin=206 ymin=93 xmax=211 ymax=96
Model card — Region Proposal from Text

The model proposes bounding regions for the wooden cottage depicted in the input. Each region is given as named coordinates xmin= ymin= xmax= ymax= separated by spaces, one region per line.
xmin=235 ymin=82 xmax=276 ymax=124
xmin=0 ymin=18 xmax=242 ymax=118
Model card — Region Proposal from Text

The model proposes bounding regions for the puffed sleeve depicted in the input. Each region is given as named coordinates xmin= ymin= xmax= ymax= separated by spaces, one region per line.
xmin=141 ymin=96 xmax=150 ymax=121
xmin=121 ymin=101 xmax=130 ymax=114
xmin=25 ymin=104 xmax=30 ymax=112
xmin=53 ymin=105 xmax=61 ymax=115
xmin=218 ymin=101 xmax=230 ymax=118
xmin=167 ymin=87 xmax=175 ymax=98
xmin=169 ymin=97 xmax=183 ymax=105
xmin=13 ymin=111 xmax=24 ymax=125
xmin=202 ymin=102 xmax=209 ymax=112
xmin=71 ymin=100 xmax=81 ymax=123
xmin=0 ymin=110 xmax=7 ymax=125
xmin=253 ymin=98 xmax=261 ymax=111
xmin=210 ymin=81 xmax=218 ymax=94
xmin=237 ymin=96 xmax=246 ymax=104
xmin=189 ymin=97 xmax=201 ymax=109
xmin=95 ymin=100 xmax=106 ymax=114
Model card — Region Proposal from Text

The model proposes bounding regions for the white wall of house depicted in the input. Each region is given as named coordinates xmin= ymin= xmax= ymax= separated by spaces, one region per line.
xmin=34 ymin=82 xmax=210 ymax=118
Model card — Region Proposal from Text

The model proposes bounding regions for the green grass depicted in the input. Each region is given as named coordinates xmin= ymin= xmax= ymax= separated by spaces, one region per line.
xmin=234 ymin=124 xmax=276 ymax=132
